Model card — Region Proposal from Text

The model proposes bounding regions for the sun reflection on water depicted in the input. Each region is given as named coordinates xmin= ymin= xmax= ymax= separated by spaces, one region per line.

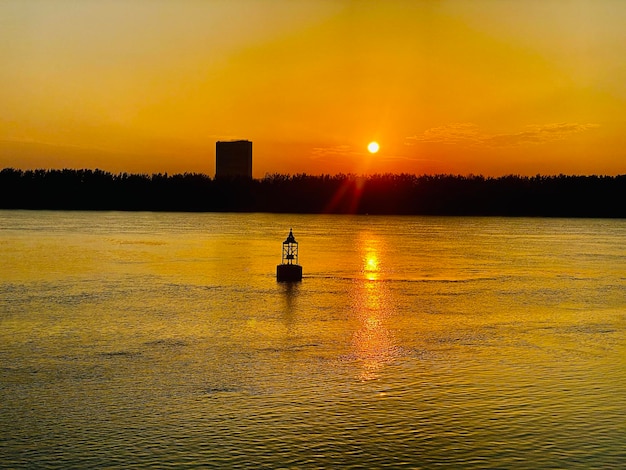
xmin=362 ymin=236 xmax=382 ymax=281
xmin=364 ymin=253 xmax=379 ymax=280
xmin=351 ymin=234 xmax=398 ymax=381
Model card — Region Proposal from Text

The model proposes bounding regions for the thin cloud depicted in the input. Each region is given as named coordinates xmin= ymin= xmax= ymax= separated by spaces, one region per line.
xmin=406 ymin=123 xmax=482 ymax=145
xmin=407 ymin=122 xmax=600 ymax=147
xmin=482 ymin=123 xmax=600 ymax=147
xmin=311 ymin=145 xmax=355 ymax=159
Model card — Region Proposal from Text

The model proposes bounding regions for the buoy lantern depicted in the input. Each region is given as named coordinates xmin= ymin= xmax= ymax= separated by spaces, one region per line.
xmin=276 ymin=228 xmax=303 ymax=282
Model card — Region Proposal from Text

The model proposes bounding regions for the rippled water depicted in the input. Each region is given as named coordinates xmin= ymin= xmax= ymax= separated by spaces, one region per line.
xmin=1 ymin=211 xmax=625 ymax=468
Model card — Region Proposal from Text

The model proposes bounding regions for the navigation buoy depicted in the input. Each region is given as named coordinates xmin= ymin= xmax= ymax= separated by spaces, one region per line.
xmin=276 ymin=228 xmax=303 ymax=282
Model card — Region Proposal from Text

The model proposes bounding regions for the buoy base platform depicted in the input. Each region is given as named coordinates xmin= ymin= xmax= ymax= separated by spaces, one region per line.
xmin=277 ymin=264 xmax=303 ymax=282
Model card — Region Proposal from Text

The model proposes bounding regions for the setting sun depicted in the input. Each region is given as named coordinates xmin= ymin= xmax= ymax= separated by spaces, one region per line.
xmin=367 ymin=142 xmax=380 ymax=154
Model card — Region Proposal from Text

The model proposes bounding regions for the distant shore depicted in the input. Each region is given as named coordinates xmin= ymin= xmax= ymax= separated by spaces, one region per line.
xmin=1 ymin=168 xmax=625 ymax=217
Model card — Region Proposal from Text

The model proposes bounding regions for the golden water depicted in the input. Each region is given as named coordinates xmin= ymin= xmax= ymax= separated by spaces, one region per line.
xmin=1 ymin=211 xmax=625 ymax=468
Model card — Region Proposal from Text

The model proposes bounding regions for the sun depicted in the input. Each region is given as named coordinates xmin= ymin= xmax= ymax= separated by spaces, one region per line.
xmin=367 ymin=141 xmax=380 ymax=154
xmin=367 ymin=141 xmax=380 ymax=153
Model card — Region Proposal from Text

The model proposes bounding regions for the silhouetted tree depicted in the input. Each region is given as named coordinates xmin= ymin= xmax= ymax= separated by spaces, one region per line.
xmin=1 ymin=168 xmax=625 ymax=217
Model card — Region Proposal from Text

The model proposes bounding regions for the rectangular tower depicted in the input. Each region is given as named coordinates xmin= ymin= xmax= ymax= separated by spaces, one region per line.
xmin=215 ymin=140 xmax=252 ymax=179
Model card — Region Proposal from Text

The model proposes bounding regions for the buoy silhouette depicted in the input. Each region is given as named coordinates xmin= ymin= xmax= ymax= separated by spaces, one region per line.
xmin=276 ymin=228 xmax=303 ymax=282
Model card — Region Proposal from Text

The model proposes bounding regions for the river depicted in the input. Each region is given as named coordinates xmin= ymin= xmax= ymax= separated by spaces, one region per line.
xmin=1 ymin=211 xmax=625 ymax=468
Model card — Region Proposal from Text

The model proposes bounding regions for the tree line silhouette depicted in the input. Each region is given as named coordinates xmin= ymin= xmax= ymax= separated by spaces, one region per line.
xmin=1 ymin=168 xmax=625 ymax=217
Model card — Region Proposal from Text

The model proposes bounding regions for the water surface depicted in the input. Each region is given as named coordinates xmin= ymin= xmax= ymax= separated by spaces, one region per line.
xmin=1 ymin=211 xmax=625 ymax=468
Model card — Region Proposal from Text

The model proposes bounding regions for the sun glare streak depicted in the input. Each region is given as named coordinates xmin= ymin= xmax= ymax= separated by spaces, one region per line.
xmin=323 ymin=175 xmax=366 ymax=213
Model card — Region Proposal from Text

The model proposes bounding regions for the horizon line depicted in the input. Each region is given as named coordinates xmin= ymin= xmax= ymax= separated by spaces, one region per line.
xmin=2 ymin=167 xmax=626 ymax=179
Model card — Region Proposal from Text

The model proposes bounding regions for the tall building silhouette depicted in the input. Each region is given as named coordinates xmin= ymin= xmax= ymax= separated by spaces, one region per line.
xmin=215 ymin=140 xmax=252 ymax=179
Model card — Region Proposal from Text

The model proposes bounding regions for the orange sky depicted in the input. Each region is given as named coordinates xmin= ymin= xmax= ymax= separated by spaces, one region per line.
xmin=2 ymin=0 xmax=626 ymax=177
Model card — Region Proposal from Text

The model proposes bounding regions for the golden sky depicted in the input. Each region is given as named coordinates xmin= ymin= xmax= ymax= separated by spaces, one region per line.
xmin=2 ymin=0 xmax=626 ymax=176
